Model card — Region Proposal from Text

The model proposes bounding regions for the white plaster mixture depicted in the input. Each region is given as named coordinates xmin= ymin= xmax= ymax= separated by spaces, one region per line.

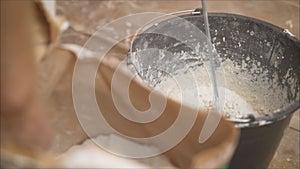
xmin=152 ymin=57 xmax=298 ymax=119
xmin=153 ymin=62 xmax=260 ymax=119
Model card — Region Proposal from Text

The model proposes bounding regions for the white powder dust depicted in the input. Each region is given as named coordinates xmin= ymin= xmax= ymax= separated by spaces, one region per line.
xmin=59 ymin=134 xmax=177 ymax=168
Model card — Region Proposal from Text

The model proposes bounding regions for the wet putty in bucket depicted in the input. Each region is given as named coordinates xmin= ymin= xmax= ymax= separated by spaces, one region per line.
xmin=152 ymin=51 xmax=298 ymax=119
xmin=154 ymin=59 xmax=259 ymax=118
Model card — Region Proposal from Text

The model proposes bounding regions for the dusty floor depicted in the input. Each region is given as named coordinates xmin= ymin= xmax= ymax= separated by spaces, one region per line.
xmin=47 ymin=1 xmax=299 ymax=168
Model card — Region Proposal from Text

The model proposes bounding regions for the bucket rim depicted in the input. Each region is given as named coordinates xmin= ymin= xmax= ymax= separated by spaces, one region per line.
xmin=183 ymin=12 xmax=300 ymax=43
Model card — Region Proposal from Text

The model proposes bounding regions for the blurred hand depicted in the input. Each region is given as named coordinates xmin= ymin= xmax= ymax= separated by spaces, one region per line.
xmin=1 ymin=1 xmax=52 ymax=151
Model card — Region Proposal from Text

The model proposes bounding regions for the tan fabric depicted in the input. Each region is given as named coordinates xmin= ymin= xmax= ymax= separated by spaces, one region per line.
xmin=96 ymin=56 xmax=239 ymax=168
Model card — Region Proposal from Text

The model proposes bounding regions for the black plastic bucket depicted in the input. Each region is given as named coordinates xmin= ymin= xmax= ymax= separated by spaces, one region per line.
xmin=128 ymin=13 xmax=300 ymax=169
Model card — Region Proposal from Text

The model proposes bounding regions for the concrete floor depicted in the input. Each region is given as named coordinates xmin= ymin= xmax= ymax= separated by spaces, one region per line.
xmin=53 ymin=1 xmax=299 ymax=168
